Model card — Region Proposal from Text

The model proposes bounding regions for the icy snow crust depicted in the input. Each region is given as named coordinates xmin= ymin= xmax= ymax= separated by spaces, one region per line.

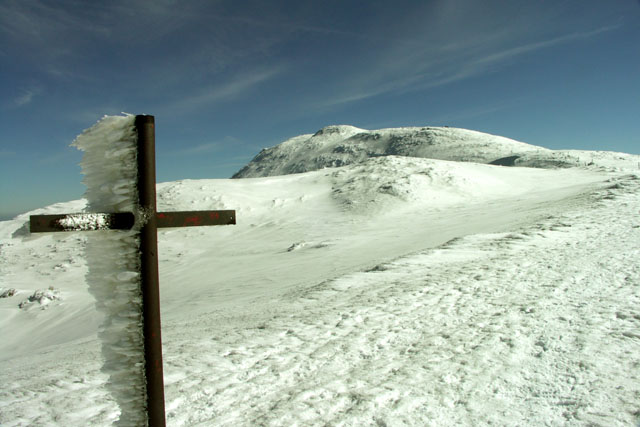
xmin=59 ymin=213 xmax=114 ymax=231
xmin=71 ymin=115 xmax=146 ymax=426
xmin=1 ymin=128 xmax=640 ymax=425
xmin=233 ymin=125 xmax=589 ymax=178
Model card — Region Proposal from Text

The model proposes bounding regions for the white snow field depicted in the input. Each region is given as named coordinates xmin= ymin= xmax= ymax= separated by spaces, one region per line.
xmin=1 ymin=123 xmax=639 ymax=426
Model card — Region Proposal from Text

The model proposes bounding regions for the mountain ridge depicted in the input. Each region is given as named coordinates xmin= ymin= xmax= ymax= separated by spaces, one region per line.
xmin=233 ymin=125 xmax=581 ymax=178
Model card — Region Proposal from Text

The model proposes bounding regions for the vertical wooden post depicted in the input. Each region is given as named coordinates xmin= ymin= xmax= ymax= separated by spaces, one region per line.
xmin=135 ymin=115 xmax=166 ymax=426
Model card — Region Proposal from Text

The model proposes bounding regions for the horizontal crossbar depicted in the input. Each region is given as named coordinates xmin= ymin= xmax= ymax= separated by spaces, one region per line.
xmin=156 ymin=210 xmax=236 ymax=228
xmin=30 ymin=212 xmax=135 ymax=232
xmin=30 ymin=210 xmax=236 ymax=232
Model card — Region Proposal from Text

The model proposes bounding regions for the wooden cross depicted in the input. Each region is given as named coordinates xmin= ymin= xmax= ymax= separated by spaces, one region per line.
xmin=29 ymin=115 xmax=235 ymax=427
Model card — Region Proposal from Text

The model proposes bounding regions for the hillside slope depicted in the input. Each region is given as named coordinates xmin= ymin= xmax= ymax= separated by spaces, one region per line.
xmin=1 ymin=164 xmax=638 ymax=426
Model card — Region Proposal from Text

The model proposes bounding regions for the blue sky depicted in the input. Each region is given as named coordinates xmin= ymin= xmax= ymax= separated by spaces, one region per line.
xmin=1 ymin=0 xmax=639 ymax=219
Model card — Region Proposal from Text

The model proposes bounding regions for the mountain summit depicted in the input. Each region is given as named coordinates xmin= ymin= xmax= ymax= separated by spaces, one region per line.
xmin=233 ymin=125 xmax=579 ymax=178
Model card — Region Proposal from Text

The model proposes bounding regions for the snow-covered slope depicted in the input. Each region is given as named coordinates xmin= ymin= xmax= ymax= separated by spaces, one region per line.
xmin=233 ymin=125 xmax=590 ymax=178
xmin=1 ymin=129 xmax=640 ymax=425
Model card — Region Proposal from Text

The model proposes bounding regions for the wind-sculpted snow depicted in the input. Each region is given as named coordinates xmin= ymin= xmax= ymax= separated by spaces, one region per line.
xmin=233 ymin=125 xmax=585 ymax=178
xmin=157 ymin=176 xmax=640 ymax=426
xmin=71 ymin=114 xmax=146 ymax=426
xmin=3 ymin=172 xmax=637 ymax=425
xmin=329 ymin=156 xmax=517 ymax=213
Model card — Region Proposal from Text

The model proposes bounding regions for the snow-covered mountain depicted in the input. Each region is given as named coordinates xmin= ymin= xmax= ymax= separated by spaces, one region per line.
xmin=2 ymin=118 xmax=640 ymax=426
xmin=233 ymin=125 xmax=586 ymax=178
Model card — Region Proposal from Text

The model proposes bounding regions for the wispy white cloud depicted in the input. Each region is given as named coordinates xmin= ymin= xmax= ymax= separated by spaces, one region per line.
xmin=317 ymin=22 xmax=621 ymax=111
xmin=0 ymin=0 xmax=193 ymax=47
xmin=0 ymin=0 xmax=225 ymax=82
xmin=181 ymin=143 xmax=221 ymax=154
xmin=2 ymin=0 xmax=629 ymax=129
xmin=6 ymin=87 xmax=43 ymax=109
xmin=0 ymin=1 xmax=110 ymax=49
xmin=166 ymin=65 xmax=285 ymax=114
xmin=470 ymin=24 xmax=621 ymax=69
xmin=418 ymin=23 xmax=621 ymax=92
xmin=14 ymin=90 xmax=37 ymax=107
xmin=168 ymin=136 xmax=242 ymax=156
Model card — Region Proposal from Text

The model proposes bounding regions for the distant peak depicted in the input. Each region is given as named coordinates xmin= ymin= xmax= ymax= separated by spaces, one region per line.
xmin=232 ymin=124 xmax=584 ymax=179
xmin=312 ymin=125 xmax=365 ymax=137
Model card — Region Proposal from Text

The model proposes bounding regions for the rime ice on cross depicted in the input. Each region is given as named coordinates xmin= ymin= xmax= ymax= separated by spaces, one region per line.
xmin=30 ymin=115 xmax=235 ymax=427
